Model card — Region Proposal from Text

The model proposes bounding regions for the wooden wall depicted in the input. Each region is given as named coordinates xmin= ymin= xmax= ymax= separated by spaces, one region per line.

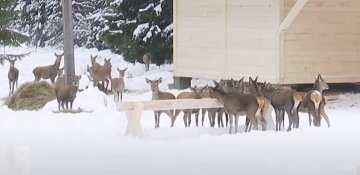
xmin=283 ymin=0 xmax=360 ymax=83
xmin=174 ymin=0 xmax=280 ymax=82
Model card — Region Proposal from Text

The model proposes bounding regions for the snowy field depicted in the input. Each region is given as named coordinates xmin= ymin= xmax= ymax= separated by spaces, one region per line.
xmin=0 ymin=46 xmax=360 ymax=175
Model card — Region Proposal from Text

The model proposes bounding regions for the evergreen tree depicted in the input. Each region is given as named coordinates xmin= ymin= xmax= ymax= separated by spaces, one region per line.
xmin=103 ymin=0 xmax=173 ymax=65
xmin=0 ymin=0 xmax=31 ymax=65
xmin=11 ymin=0 xmax=103 ymax=47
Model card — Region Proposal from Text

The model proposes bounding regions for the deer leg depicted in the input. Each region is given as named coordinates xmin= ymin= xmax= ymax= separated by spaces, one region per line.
xmin=104 ymin=79 xmax=109 ymax=93
xmin=187 ymin=111 xmax=192 ymax=127
xmin=218 ymin=109 xmax=224 ymax=128
xmin=57 ymin=100 xmax=61 ymax=111
xmin=228 ymin=113 xmax=233 ymax=134
xmin=308 ymin=112 xmax=312 ymax=126
xmin=285 ymin=109 xmax=293 ymax=131
xmin=274 ymin=109 xmax=280 ymax=131
xmin=195 ymin=110 xmax=199 ymax=127
xmin=120 ymin=92 xmax=123 ymax=102
xmin=225 ymin=111 xmax=229 ymax=127
xmin=320 ymin=105 xmax=330 ymax=128
xmin=153 ymin=111 xmax=158 ymax=128
xmin=61 ymin=101 xmax=65 ymax=110
xmin=201 ymin=109 xmax=206 ymax=127
xmin=245 ymin=117 xmax=250 ymax=132
xmin=8 ymin=80 xmax=11 ymax=96
xmin=234 ymin=115 xmax=239 ymax=134
xmin=279 ymin=110 xmax=286 ymax=131
xmin=182 ymin=112 xmax=188 ymax=127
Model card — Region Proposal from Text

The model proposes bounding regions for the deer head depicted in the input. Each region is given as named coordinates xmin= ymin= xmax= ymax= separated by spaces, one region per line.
xmin=313 ymin=74 xmax=329 ymax=93
xmin=57 ymin=67 xmax=64 ymax=76
xmin=117 ymin=67 xmax=127 ymax=78
xmin=90 ymin=55 xmax=97 ymax=65
xmin=146 ymin=77 xmax=162 ymax=92
xmin=70 ymin=75 xmax=82 ymax=87
xmin=8 ymin=58 xmax=17 ymax=67
xmin=190 ymin=85 xmax=208 ymax=99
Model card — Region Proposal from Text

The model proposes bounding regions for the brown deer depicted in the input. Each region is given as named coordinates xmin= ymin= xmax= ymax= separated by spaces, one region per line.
xmin=88 ymin=58 xmax=112 ymax=93
xmin=54 ymin=75 xmax=81 ymax=111
xmin=210 ymin=81 xmax=265 ymax=134
xmin=249 ymin=78 xmax=302 ymax=131
xmin=33 ymin=53 xmax=63 ymax=83
xmin=7 ymin=58 xmax=19 ymax=96
xmin=55 ymin=67 xmax=64 ymax=84
xmin=200 ymin=87 xmax=227 ymax=128
xmin=111 ymin=67 xmax=127 ymax=102
xmin=143 ymin=52 xmax=152 ymax=72
xmin=146 ymin=77 xmax=176 ymax=128
xmin=297 ymin=74 xmax=330 ymax=127
xmin=173 ymin=86 xmax=207 ymax=127
xmin=221 ymin=77 xmax=270 ymax=132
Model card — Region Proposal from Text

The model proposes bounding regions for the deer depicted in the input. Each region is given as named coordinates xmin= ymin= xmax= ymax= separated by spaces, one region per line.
xmin=7 ymin=58 xmax=19 ymax=96
xmin=209 ymin=81 xmax=265 ymax=134
xmin=54 ymin=75 xmax=82 ymax=111
xmin=146 ymin=77 xmax=176 ymax=128
xmin=33 ymin=53 xmax=63 ymax=83
xmin=143 ymin=52 xmax=152 ymax=72
xmin=88 ymin=58 xmax=112 ymax=93
xmin=297 ymin=74 xmax=330 ymax=128
xmin=249 ymin=78 xmax=302 ymax=132
xmin=111 ymin=67 xmax=127 ymax=102
xmin=200 ymin=87 xmax=227 ymax=128
xmin=220 ymin=77 xmax=270 ymax=132
xmin=173 ymin=86 xmax=207 ymax=127
xmin=55 ymin=67 xmax=64 ymax=84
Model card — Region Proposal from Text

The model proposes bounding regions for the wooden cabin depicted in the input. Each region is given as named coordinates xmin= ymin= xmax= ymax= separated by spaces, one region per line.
xmin=173 ymin=0 xmax=360 ymax=85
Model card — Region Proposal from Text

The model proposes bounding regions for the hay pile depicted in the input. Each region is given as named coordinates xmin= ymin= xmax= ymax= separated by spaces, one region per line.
xmin=5 ymin=81 xmax=56 ymax=111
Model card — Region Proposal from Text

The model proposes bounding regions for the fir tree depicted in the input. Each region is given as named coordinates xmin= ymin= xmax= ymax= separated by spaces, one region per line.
xmin=103 ymin=0 xmax=173 ymax=65
xmin=0 ymin=0 xmax=31 ymax=65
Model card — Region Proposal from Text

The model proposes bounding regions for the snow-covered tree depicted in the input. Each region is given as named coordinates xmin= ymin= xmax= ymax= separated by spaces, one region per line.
xmin=11 ymin=0 xmax=106 ymax=47
xmin=0 ymin=0 xmax=31 ymax=65
xmin=103 ymin=0 xmax=173 ymax=65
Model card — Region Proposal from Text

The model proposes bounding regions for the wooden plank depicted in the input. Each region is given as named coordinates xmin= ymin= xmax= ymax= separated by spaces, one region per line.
xmin=279 ymin=0 xmax=308 ymax=32
xmin=117 ymin=99 xmax=223 ymax=111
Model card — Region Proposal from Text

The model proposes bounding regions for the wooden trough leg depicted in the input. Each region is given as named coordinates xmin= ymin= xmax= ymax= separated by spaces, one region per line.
xmin=125 ymin=102 xmax=145 ymax=137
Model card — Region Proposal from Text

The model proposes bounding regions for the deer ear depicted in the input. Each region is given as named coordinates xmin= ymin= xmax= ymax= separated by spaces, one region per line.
xmin=239 ymin=77 xmax=244 ymax=82
xmin=54 ymin=53 xmax=58 ymax=57
xmin=213 ymin=80 xmax=219 ymax=87
xmin=123 ymin=67 xmax=128 ymax=71
xmin=318 ymin=74 xmax=323 ymax=80
xmin=117 ymin=67 xmax=120 ymax=72
xmin=146 ymin=78 xmax=150 ymax=83
xmin=254 ymin=76 xmax=258 ymax=83
xmin=158 ymin=77 xmax=162 ymax=83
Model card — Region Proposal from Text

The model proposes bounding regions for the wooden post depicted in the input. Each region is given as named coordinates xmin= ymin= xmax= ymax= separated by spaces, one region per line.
xmin=62 ymin=0 xmax=75 ymax=85
xmin=125 ymin=102 xmax=145 ymax=137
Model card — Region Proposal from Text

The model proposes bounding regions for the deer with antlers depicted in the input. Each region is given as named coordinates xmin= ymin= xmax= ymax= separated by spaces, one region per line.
xmin=33 ymin=53 xmax=63 ymax=83
xmin=7 ymin=58 xmax=19 ymax=96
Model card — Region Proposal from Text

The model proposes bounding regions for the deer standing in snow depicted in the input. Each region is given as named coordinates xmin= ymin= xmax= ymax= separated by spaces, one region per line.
xmin=33 ymin=53 xmax=63 ymax=83
xmin=297 ymin=74 xmax=330 ymax=127
xmin=111 ymin=67 xmax=127 ymax=102
xmin=143 ymin=52 xmax=152 ymax=72
xmin=7 ymin=58 xmax=19 ymax=96
xmin=173 ymin=86 xmax=207 ymax=127
xmin=88 ymin=58 xmax=112 ymax=93
xmin=146 ymin=77 xmax=175 ymax=128
xmin=54 ymin=75 xmax=82 ymax=111
xmin=210 ymin=81 xmax=265 ymax=134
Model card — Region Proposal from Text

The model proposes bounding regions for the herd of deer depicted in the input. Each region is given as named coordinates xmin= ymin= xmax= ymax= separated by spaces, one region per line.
xmin=6 ymin=52 xmax=153 ymax=111
xmin=5 ymin=52 xmax=331 ymax=133
xmin=145 ymin=74 xmax=331 ymax=133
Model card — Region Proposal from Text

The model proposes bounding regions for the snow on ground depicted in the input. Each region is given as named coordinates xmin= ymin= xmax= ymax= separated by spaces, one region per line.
xmin=0 ymin=46 xmax=360 ymax=175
